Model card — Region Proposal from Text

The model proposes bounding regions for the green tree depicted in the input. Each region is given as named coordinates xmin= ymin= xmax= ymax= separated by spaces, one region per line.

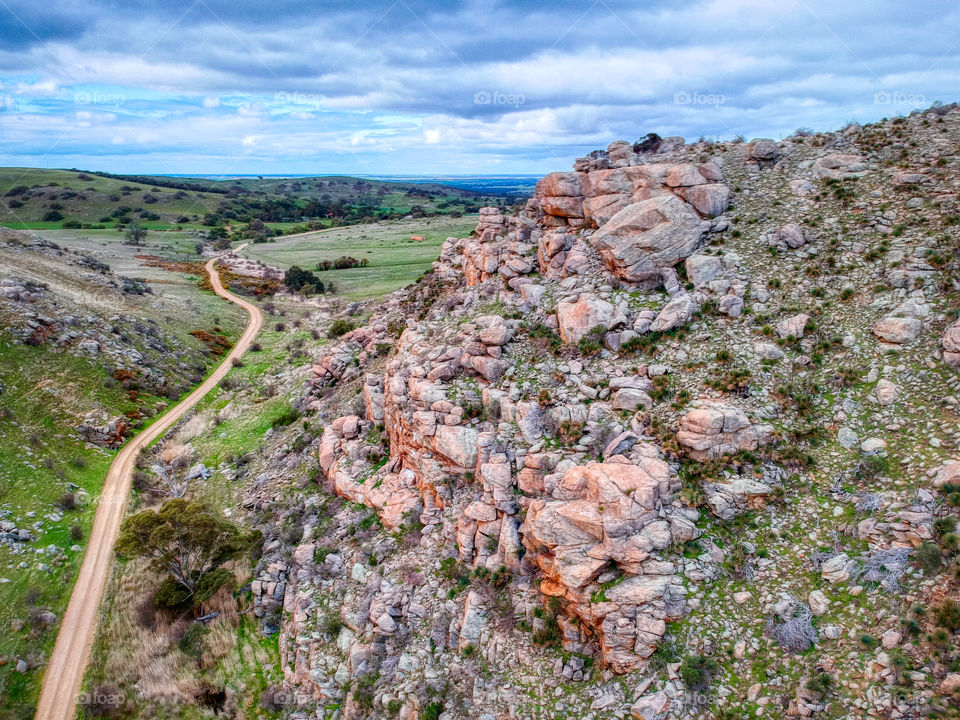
xmin=123 ymin=221 xmax=148 ymax=245
xmin=116 ymin=499 xmax=258 ymax=601
xmin=284 ymin=265 xmax=322 ymax=292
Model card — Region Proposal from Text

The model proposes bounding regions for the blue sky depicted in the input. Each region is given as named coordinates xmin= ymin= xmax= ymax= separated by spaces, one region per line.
xmin=0 ymin=0 xmax=958 ymax=175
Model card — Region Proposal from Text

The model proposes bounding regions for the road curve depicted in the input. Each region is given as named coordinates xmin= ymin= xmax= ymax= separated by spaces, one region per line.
xmin=35 ymin=249 xmax=263 ymax=720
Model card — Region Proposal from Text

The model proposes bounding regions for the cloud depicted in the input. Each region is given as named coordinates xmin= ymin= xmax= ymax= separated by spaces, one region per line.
xmin=0 ymin=0 xmax=956 ymax=172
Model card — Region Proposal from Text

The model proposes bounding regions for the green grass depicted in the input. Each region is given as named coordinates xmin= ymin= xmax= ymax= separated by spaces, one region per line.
xmin=0 ymin=335 xmax=173 ymax=714
xmin=243 ymin=215 xmax=477 ymax=299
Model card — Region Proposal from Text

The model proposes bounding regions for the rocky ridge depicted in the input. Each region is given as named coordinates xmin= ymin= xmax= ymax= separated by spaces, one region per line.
xmin=246 ymin=106 xmax=960 ymax=720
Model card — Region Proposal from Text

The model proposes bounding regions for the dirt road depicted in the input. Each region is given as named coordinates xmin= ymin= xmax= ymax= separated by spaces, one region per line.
xmin=34 ymin=249 xmax=263 ymax=720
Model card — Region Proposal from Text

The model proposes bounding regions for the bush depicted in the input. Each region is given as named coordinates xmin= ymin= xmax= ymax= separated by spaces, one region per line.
xmin=283 ymin=265 xmax=323 ymax=293
xmin=421 ymin=701 xmax=443 ymax=720
xmin=936 ymin=599 xmax=960 ymax=631
xmin=80 ymin=684 xmax=125 ymax=717
xmin=177 ymin=622 xmax=208 ymax=661
xmin=680 ymin=654 xmax=719 ymax=691
xmin=58 ymin=492 xmax=79 ymax=511
xmin=915 ymin=542 xmax=942 ymax=574
xmin=271 ymin=406 xmax=300 ymax=428
xmin=805 ymin=672 xmax=835 ymax=697
xmin=327 ymin=318 xmax=353 ymax=338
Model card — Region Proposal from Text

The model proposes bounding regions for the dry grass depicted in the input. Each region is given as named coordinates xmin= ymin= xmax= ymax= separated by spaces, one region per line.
xmin=91 ymin=559 xmax=254 ymax=709
xmin=216 ymin=400 xmax=245 ymax=424
xmin=175 ymin=412 xmax=214 ymax=443
xmin=159 ymin=440 xmax=191 ymax=465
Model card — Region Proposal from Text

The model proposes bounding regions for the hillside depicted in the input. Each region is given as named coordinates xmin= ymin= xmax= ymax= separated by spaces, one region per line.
xmin=0 ymin=168 xmax=515 ymax=233
xmin=0 ymin=226 xmax=248 ymax=713
xmin=74 ymin=103 xmax=960 ymax=720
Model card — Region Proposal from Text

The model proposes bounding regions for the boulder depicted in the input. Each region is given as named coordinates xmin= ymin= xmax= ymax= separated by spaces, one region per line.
xmin=676 ymin=402 xmax=768 ymax=461
xmin=431 ymin=425 xmax=478 ymax=470
xmin=775 ymin=313 xmax=810 ymax=339
xmin=942 ymin=320 xmax=960 ymax=367
xmin=872 ymin=316 xmax=921 ymax=344
xmin=590 ymin=195 xmax=708 ymax=288
xmin=685 ymin=254 xmax=723 ymax=287
xmin=681 ymin=183 xmax=730 ymax=217
xmin=556 ymin=294 xmax=620 ymax=344
xmin=814 ymin=153 xmax=869 ymax=180
xmin=808 ymin=590 xmax=830 ymax=616
xmin=631 ymin=690 xmax=670 ymax=720
xmin=649 ymin=294 xmax=698 ymax=332
xmin=934 ymin=460 xmax=960 ymax=489
xmin=747 ymin=138 xmax=778 ymax=162
xmin=821 ymin=553 xmax=853 ymax=584
xmin=776 ymin=223 xmax=808 ymax=249
xmin=875 ymin=379 xmax=899 ymax=405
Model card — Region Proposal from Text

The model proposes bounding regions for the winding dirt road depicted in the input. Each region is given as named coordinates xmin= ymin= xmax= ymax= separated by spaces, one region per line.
xmin=35 ymin=250 xmax=263 ymax=720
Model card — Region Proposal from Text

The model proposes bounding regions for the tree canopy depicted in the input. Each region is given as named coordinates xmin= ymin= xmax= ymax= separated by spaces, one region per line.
xmin=116 ymin=499 xmax=259 ymax=603
xmin=284 ymin=265 xmax=324 ymax=293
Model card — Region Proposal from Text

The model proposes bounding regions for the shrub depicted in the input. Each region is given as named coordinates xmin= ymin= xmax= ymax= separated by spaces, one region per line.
xmin=80 ymin=684 xmax=125 ymax=717
xmin=915 ymin=542 xmax=942 ymax=574
xmin=524 ymin=322 xmax=563 ymax=354
xmin=805 ymin=672 xmax=835 ymax=697
xmin=680 ymin=654 xmax=719 ymax=691
xmin=421 ymin=701 xmax=443 ymax=720
xmin=177 ymin=622 xmax=208 ymax=661
xmin=936 ymin=599 xmax=960 ymax=631
xmin=58 ymin=492 xmax=79 ymax=511
xmin=327 ymin=318 xmax=353 ymax=338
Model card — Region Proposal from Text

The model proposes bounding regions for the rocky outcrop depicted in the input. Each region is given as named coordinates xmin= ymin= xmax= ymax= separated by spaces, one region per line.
xmin=676 ymin=402 xmax=771 ymax=461
xmin=522 ymin=461 xmax=694 ymax=672
xmin=590 ymin=195 xmax=709 ymax=288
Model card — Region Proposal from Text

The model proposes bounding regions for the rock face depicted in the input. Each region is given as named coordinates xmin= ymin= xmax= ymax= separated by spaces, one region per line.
xmin=590 ymin=196 xmax=709 ymax=288
xmin=522 ymin=461 xmax=693 ymax=672
xmin=676 ymin=402 xmax=770 ymax=461
xmin=276 ymin=113 xmax=960 ymax=716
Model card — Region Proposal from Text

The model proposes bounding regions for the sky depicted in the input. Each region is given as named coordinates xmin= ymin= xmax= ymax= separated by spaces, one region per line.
xmin=0 ymin=0 xmax=958 ymax=175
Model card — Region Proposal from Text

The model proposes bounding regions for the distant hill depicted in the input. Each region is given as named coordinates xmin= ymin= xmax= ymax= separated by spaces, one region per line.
xmin=0 ymin=168 xmax=524 ymax=232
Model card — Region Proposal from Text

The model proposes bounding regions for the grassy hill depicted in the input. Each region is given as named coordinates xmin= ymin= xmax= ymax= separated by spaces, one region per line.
xmin=0 ymin=168 xmax=516 ymax=234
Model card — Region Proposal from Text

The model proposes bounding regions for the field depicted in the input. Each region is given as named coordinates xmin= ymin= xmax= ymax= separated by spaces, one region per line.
xmin=242 ymin=215 xmax=477 ymax=299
